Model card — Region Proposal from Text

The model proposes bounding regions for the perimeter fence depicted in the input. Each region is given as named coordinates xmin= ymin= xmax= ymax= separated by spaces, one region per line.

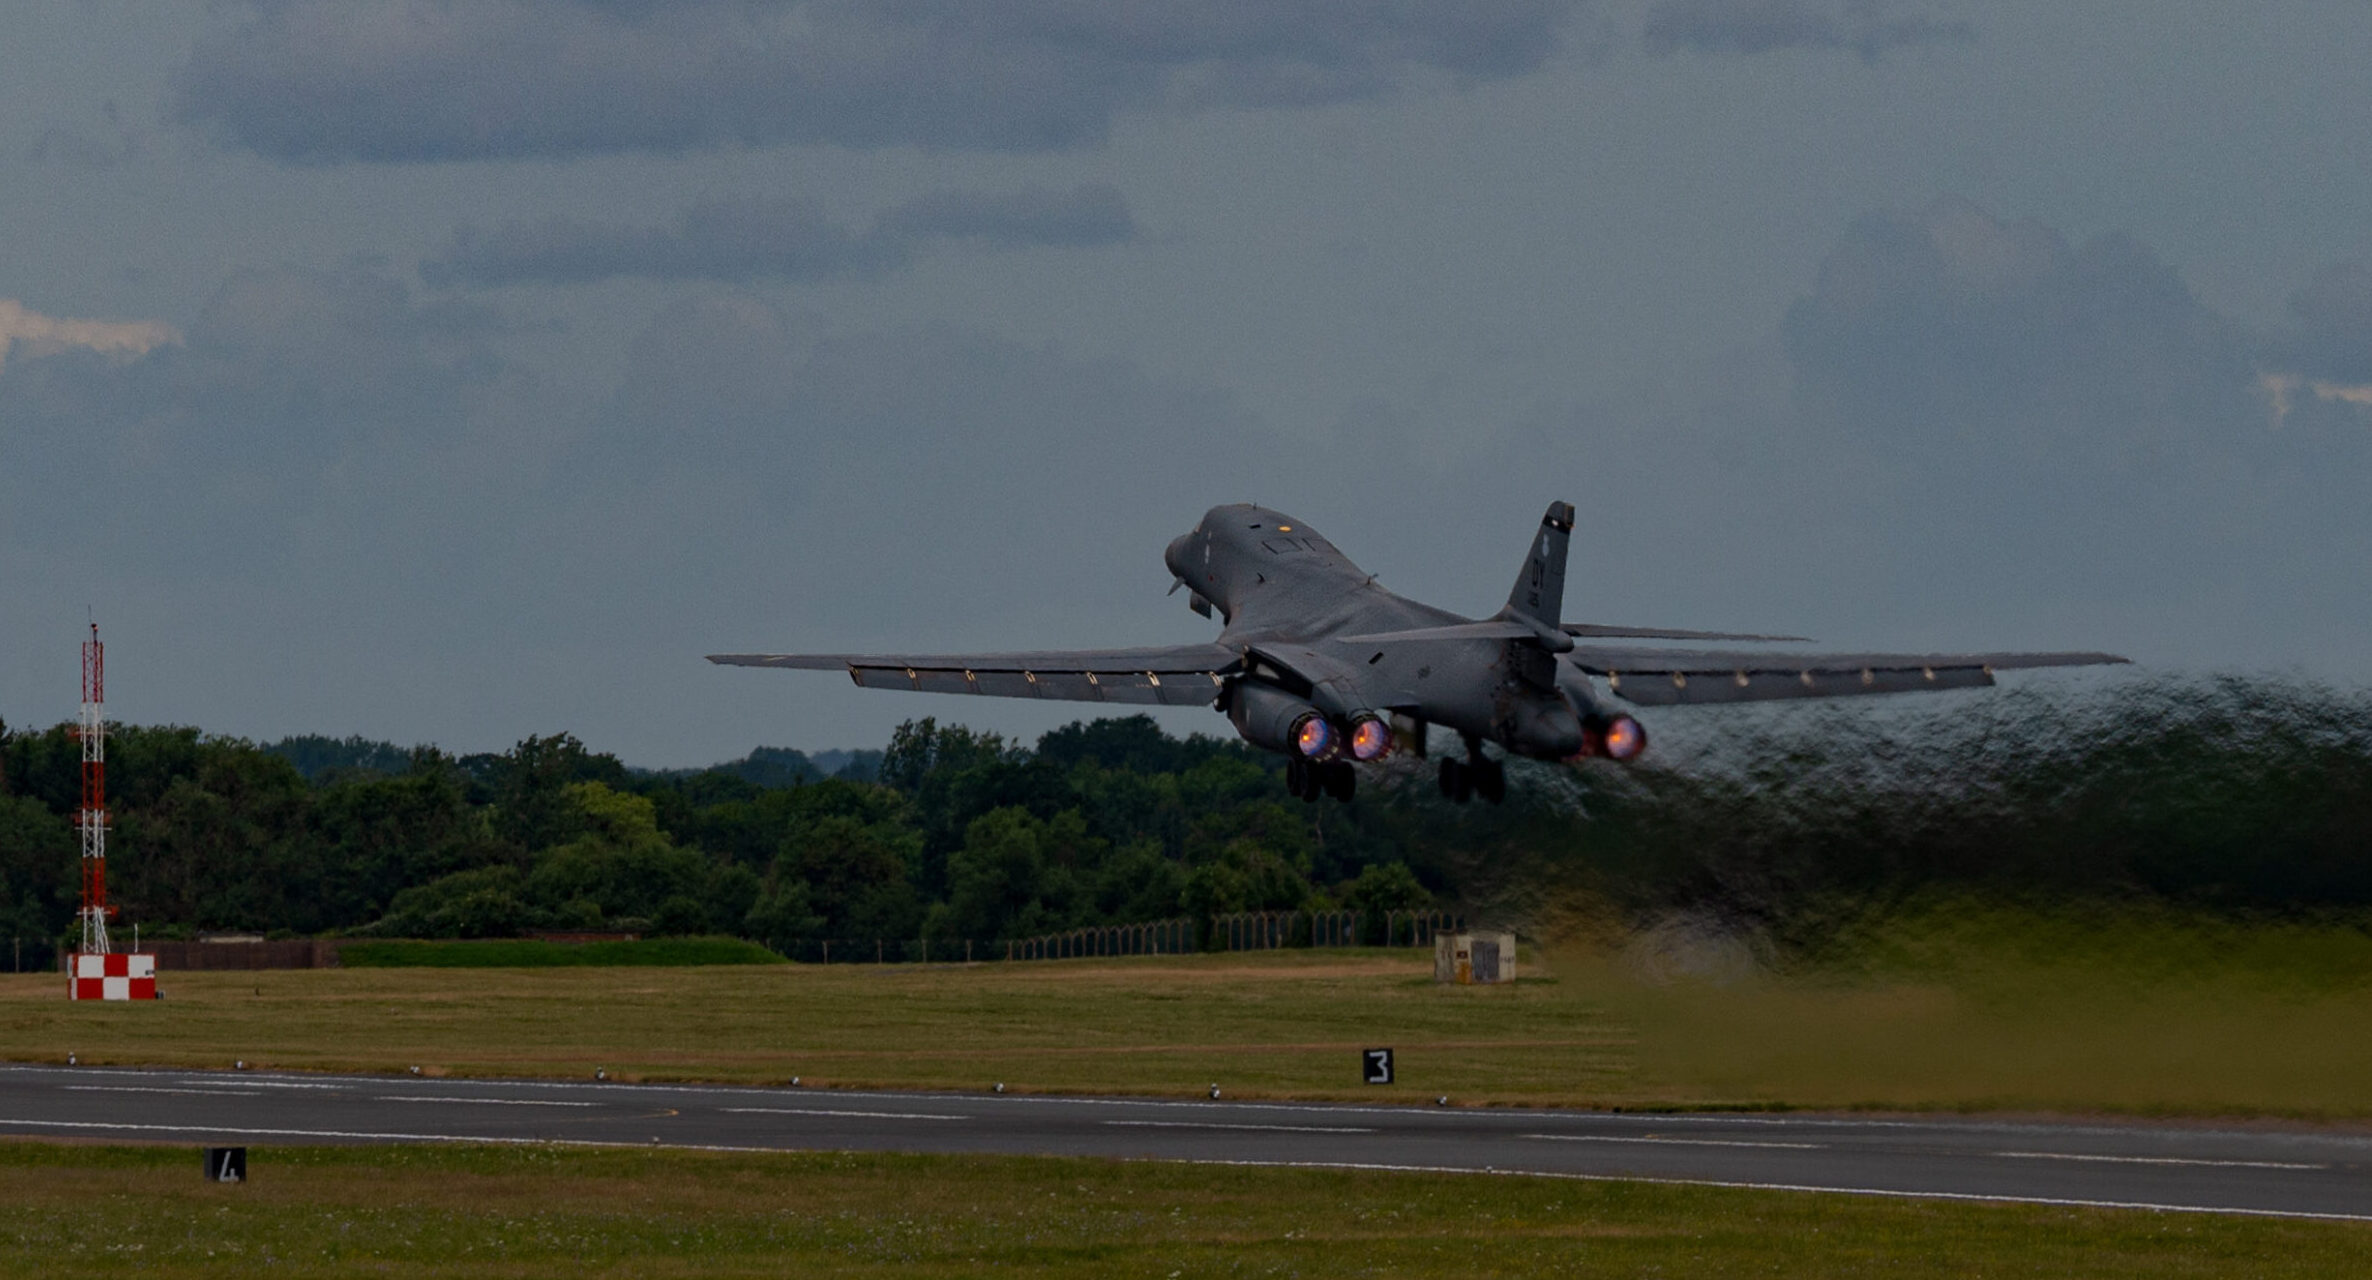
xmin=768 ymin=910 xmax=1465 ymax=965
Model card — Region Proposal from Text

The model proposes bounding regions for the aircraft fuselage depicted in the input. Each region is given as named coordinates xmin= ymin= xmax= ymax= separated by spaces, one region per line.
xmin=1166 ymin=504 xmax=1593 ymax=761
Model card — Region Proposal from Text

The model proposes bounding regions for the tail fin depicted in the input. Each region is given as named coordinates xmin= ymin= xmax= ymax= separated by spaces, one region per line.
xmin=1505 ymin=501 xmax=1573 ymax=627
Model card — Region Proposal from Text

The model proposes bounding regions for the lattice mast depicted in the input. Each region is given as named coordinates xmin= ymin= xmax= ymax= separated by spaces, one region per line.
xmin=77 ymin=623 xmax=110 ymax=956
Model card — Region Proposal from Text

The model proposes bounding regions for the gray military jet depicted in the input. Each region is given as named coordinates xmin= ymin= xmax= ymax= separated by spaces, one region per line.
xmin=710 ymin=503 xmax=2125 ymax=804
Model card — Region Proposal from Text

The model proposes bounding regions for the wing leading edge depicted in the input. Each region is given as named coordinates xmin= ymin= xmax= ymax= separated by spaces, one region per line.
xmin=706 ymin=644 xmax=1241 ymax=707
xmin=1568 ymin=647 xmax=2127 ymax=707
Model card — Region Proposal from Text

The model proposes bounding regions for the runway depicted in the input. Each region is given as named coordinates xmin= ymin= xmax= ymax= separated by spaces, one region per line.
xmin=3 ymin=1063 xmax=2368 ymax=1221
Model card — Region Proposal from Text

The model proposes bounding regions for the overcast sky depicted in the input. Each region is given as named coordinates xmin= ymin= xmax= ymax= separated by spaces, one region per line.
xmin=4 ymin=1 xmax=2370 ymax=765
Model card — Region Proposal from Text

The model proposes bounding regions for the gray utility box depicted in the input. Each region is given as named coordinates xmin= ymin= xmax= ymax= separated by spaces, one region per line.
xmin=1434 ymin=932 xmax=1515 ymax=984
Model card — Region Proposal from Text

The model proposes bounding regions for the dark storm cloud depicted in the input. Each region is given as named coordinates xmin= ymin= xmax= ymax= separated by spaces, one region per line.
xmin=1711 ymin=198 xmax=2370 ymax=650
xmin=1781 ymin=197 xmax=2262 ymax=467
xmin=1482 ymin=199 xmax=2372 ymax=682
xmin=420 ymin=185 xmax=1136 ymax=288
xmin=173 ymin=0 xmax=1589 ymax=164
xmin=1642 ymin=0 xmax=1972 ymax=60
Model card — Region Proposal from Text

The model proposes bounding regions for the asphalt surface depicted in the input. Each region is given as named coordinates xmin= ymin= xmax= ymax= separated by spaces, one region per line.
xmin=3 ymin=1063 xmax=2369 ymax=1221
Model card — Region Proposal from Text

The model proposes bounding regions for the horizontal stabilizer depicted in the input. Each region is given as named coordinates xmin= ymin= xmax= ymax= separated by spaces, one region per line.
xmin=1338 ymin=620 xmax=1812 ymax=646
xmin=1564 ymin=623 xmax=1811 ymax=643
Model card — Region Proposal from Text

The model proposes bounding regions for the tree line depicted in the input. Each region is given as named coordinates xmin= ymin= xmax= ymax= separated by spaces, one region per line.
xmin=0 ymin=714 xmax=1438 ymax=969
xmin=5 ymin=675 xmax=2371 ymax=971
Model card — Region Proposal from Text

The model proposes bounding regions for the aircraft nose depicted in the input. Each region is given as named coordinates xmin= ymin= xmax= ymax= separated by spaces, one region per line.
xmin=1165 ymin=533 xmax=1193 ymax=580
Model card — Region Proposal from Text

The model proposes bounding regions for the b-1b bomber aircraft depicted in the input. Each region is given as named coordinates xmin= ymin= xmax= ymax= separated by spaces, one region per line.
xmin=711 ymin=503 xmax=2126 ymax=804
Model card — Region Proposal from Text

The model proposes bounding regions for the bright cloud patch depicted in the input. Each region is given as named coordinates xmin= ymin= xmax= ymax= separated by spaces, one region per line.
xmin=0 ymin=299 xmax=179 ymax=371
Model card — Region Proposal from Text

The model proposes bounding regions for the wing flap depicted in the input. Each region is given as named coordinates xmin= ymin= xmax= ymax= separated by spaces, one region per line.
xmin=713 ymin=644 xmax=1239 ymax=706
xmin=1570 ymin=648 xmax=2126 ymax=707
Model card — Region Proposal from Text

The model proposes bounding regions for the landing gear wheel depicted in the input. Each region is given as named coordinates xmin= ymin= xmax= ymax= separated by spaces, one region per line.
xmin=1286 ymin=757 xmax=1307 ymax=799
xmin=1474 ymin=758 xmax=1506 ymax=806
xmin=1438 ymin=758 xmax=1473 ymax=804
xmin=1324 ymin=760 xmax=1357 ymax=802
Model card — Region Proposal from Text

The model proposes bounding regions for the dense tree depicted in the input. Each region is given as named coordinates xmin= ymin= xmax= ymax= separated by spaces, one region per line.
xmin=2 ymin=682 xmax=2364 ymax=954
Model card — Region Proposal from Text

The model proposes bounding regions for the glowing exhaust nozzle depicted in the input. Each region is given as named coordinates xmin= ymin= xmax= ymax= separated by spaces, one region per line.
xmin=1293 ymin=714 xmax=1339 ymax=760
xmin=1348 ymin=716 xmax=1393 ymax=762
xmin=1600 ymin=714 xmax=1647 ymax=761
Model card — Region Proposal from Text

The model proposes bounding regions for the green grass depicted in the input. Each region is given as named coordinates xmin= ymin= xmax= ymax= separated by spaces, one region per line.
xmin=12 ymin=905 xmax=2372 ymax=1117
xmin=1578 ymin=899 xmax=2372 ymax=1117
xmin=336 ymin=936 xmax=785 ymax=968
xmin=1 ymin=1141 xmax=2363 ymax=1278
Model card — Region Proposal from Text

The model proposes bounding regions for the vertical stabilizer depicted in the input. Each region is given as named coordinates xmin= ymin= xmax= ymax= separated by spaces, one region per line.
xmin=1505 ymin=502 xmax=1574 ymax=628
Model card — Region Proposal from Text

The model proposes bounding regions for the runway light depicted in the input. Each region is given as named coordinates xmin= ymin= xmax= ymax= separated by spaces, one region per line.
xmin=1292 ymin=714 xmax=1336 ymax=759
xmin=1349 ymin=716 xmax=1394 ymax=761
xmin=1209 ymin=1084 xmax=1222 ymax=1099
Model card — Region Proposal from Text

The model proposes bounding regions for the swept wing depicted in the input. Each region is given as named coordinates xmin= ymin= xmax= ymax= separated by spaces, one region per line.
xmin=706 ymin=644 xmax=1239 ymax=706
xmin=1569 ymin=646 xmax=2127 ymax=706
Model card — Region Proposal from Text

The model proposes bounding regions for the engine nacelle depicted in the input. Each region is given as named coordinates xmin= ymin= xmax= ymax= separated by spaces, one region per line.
xmin=1572 ymin=713 xmax=1648 ymax=762
xmin=1226 ymin=681 xmax=1339 ymax=760
xmin=1552 ymin=658 xmax=1647 ymax=761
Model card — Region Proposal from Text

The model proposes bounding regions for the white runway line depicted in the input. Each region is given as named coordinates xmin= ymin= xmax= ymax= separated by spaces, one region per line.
xmin=1994 ymin=1151 xmax=2325 ymax=1171
xmin=721 ymin=1107 xmax=968 ymax=1122
xmin=1104 ymin=1120 xmax=1376 ymax=1134
xmin=375 ymin=1096 xmax=599 ymax=1108
xmin=165 ymin=1079 xmax=348 ymax=1090
xmin=63 ymin=1086 xmax=278 ymax=1097
xmin=1525 ymin=1134 xmax=1824 ymax=1150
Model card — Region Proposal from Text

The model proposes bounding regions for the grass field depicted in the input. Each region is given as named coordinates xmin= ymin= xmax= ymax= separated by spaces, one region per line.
xmin=10 ymin=903 xmax=2372 ymax=1117
xmin=3 ymin=1140 xmax=2367 ymax=1278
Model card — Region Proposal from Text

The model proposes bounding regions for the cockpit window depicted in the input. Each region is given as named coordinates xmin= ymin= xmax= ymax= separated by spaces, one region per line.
xmin=1260 ymin=539 xmax=1303 ymax=554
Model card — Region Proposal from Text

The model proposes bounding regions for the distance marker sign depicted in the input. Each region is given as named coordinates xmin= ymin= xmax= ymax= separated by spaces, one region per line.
xmin=1362 ymin=1048 xmax=1394 ymax=1085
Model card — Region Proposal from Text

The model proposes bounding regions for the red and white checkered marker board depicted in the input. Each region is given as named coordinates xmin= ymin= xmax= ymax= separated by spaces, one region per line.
xmin=69 ymin=953 xmax=156 ymax=1001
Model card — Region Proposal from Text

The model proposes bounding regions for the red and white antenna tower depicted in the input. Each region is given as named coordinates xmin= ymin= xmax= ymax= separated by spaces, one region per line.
xmin=77 ymin=623 xmax=111 ymax=956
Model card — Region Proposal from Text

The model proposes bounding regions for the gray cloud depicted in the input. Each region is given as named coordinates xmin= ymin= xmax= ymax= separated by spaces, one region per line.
xmin=174 ymin=1 xmax=1588 ymax=165
xmin=1643 ymin=0 xmax=1972 ymax=60
xmin=1733 ymin=199 xmax=2364 ymax=646
xmin=1781 ymin=197 xmax=2261 ymax=469
xmin=2269 ymin=263 xmax=2372 ymax=386
xmin=0 ymin=260 xmax=1277 ymax=754
xmin=26 ymin=101 xmax=143 ymax=168
xmin=0 ymin=266 xmax=537 ymax=583
xmin=421 ymin=185 xmax=1136 ymax=288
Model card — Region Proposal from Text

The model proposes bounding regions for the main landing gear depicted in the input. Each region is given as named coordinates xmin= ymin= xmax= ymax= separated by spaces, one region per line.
xmin=1286 ymin=756 xmax=1356 ymax=803
xmin=1438 ymin=748 xmax=1505 ymax=806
